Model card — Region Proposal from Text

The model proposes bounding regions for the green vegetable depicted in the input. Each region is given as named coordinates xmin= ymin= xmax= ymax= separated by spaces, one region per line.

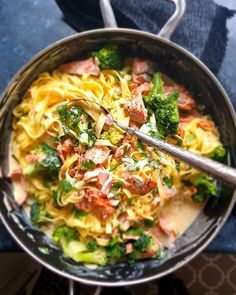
xmin=112 ymin=180 xmax=124 ymax=191
xmin=137 ymin=140 xmax=145 ymax=152
xmin=52 ymin=225 xmax=78 ymax=246
xmin=191 ymin=175 xmax=217 ymax=202
xmin=23 ymin=144 xmax=61 ymax=180
xmin=133 ymin=233 xmax=152 ymax=252
xmin=143 ymin=73 xmax=179 ymax=136
xmin=52 ymin=225 xmax=107 ymax=265
xmin=57 ymin=104 xmax=96 ymax=148
xmin=127 ymin=252 xmax=138 ymax=264
xmin=86 ymin=240 xmax=97 ymax=252
xmin=125 ymin=227 xmax=143 ymax=237
xmin=80 ymin=159 xmax=96 ymax=170
xmin=144 ymin=219 xmax=155 ymax=228
xmin=211 ymin=146 xmax=226 ymax=161
xmin=106 ymin=243 xmax=126 ymax=260
xmin=52 ymin=180 xmax=75 ymax=205
xmin=74 ymin=249 xmax=107 ymax=265
xmin=74 ymin=209 xmax=87 ymax=218
xmin=92 ymin=44 xmax=122 ymax=70
xmin=30 ymin=202 xmax=49 ymax=225
xmin=162 ymin=176 xmax=173 ymax=188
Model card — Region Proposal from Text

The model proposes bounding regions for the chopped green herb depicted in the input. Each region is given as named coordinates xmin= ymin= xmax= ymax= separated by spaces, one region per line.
xmin=137 ymin=141 xmax=145 ymax=152
xmin=162 ymin=176 xmax=173 ymax=188
xmin=74 ymin=209 xmax=87 ymax=218
xmin=80 ymin=160 xmax=96 ymax=170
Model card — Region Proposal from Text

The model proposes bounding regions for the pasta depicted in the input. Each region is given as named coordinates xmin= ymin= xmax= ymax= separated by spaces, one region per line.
xmin=10 ymin=45 xmax=225 ymax=266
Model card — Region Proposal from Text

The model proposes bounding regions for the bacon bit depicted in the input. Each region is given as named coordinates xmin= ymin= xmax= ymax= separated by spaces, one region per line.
xmin=60 ymin=57 xmax=100 ymax=76
xmin=127 ymin=91 xmax=148 ymax=126
xmin=105 ymin=114 xmax=114 ymax=126
xmin=84 ymin=146 xmax=110 ymax=165
xmin=126 ymin=243 xmax=133 ymax=254
xmin=129 ymin=82 xmax=139 ymax=93
xmin=132 ymin=58 xmax=154 ymax=76
xmin=8 ymin=168 xmax=23 ymax=180
xmin=126 ymin=175 xmax=157 ymax=195
xmin=179 ymin=110 xmax=201 ymax=123
xmin=132 ymin=58 xmax=154 ymax=85
xmin=164 ymin=85 xmax=196 ymax=111
xmin=86 ymin=188 xmax=115 ymax=220
xmin=138 ymin=82 xmax=151 ymax=95
xmin=197 ymin=120 xmax=215 ymax=130
xmin=114 ymin=143 xmax=131 ymax=159
xmin=177 ymin=122 xmax=187 ymax=138
xmin=56 ymin=139 xmax=73 ymax=163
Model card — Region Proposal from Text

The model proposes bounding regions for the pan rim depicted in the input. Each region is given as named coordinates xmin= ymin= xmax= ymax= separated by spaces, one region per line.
xmin=1 ymin=27 xmax=236 ymax=287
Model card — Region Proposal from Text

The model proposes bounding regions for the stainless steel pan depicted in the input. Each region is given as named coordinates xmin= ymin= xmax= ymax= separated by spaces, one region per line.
xmin=0 ymin=0 xmax=235 ymax=288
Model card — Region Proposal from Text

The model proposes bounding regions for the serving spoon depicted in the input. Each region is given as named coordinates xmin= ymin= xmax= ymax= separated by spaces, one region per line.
xmin=71 ymin=98 xmax=236 ymax=188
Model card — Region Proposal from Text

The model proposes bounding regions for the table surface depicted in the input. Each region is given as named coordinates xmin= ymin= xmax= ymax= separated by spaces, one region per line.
xmin=0 ymin=0 xmax=236 ymax=252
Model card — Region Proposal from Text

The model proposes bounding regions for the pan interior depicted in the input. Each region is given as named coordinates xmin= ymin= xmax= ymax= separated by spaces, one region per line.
xmin=0 ymin=30 xmax=235 ymax=285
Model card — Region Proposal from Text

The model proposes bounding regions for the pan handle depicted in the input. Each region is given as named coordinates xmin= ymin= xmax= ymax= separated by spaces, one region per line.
xmin=99 ymin=0 xmax=186 ymax=40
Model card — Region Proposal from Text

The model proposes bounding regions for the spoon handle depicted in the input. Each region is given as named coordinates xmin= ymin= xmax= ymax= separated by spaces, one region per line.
xmin=118 ymin=123 xmax=236 ymax=188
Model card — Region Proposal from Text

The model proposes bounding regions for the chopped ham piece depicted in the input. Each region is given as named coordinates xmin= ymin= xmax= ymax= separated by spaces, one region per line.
xmin=138 ymin=82 xmax=151 ymax=95
xmin=126 ymin=243 xmax=133 ymax=254
xmin=105 ymin=114 xmax=114 ymax=126
xmin=127 ymin=91 xmax=148 ymax=126
xmin=97 ymin=171 xmax=113 ymax=196
xmin=57 ymin=139 xmax=73 ymax=163
xmin=84 ymin=146 xmax=110 ymax=165
xmin=83 ymin=168 xmax=103 ymax=182
xmin=126 ymin=175 xmax=156 ymax=195
xmin=133 ymin=58 xmax=153 ymax=75
xmin=159 ymin=216 xmax=174 ymax=236
xmin=114 ymin=143 xmax=131 ymax=159
xmin=164 ymin=85 xmax=196 ymax=111
xmin=60 ymin=57 xmax=100 ymax=76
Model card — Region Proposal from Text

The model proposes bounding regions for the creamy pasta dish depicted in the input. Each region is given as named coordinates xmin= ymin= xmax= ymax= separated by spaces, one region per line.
xmin=10 ymin=44 xmax=225 ymax=266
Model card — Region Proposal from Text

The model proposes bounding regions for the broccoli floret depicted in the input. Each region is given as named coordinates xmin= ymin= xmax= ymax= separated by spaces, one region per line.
xmin=52 ymin=225 xmax=78 ymax=246
xmin=24 ymin=144 xmax=61 ymax=180
xmin=106 ymin=243 xmax=126 ymax=260
xmin=57 ymin=104 xmax=96 ymax=148
xmin=191 ymin=175 xmax=217 ymax=202
xmin=52 ymin=225 xmax=107 ymax=265
xmin=74 ymin=249 xmax=107 ymax=266
xmin=30 ymin=202 xmax=49 ymax=225
xmin=92 ymin=44 xmax=122 ymax=70
xmin=86 ymin=240 xmax=97 ymax=252
xmin=143 ymin=73 xmax=179 ymax=136
xmin=133 ymin=233 xmax=152 ymax=252
xmin=211 ymin=146 xmax=226 ymax=161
